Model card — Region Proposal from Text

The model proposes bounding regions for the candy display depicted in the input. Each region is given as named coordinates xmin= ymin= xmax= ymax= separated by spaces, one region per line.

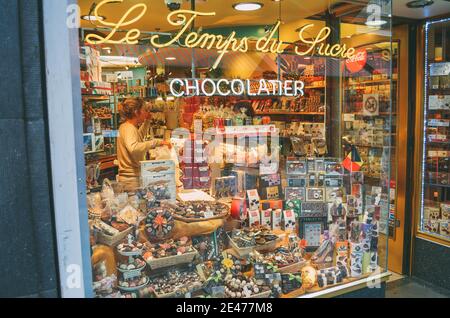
xmin=281 ymin=273 xmax=302 ymax=294
xmin=230 ymin=227 xmax=279 ymax=248
xmin=148 ymin=270 xmax=203 ymax=297
xmin=251 ymin=247 xmax=305 ymax=272
xmin=317 ymin=265 xmax=349 ymax=288
xmin=117 ymin=240 xmax=144 ymax=255
xmin=167 ymin=201 xmax=229 ymax=220
xmin=143 ymin=237 xmax=195 ymax=260
xmin=117 ymin=235 xmax=149 ymax=292
xmin=223 ymin=274 xmax=270 ymax=298
xmin=145 ymin=208 xmax=174 ymax=240
xmin=117 ymin=258 xmax=146 ymax=272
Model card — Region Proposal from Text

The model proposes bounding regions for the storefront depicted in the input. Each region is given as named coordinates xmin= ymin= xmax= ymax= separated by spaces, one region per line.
xmin=41 ymin=0 xmax=450 ymax=298
xmin=43 ymin=0 xmax=397 ymax=298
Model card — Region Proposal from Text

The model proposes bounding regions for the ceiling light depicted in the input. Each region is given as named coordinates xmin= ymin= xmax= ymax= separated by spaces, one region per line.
xmin=406 ymin=0 xmax=434 ymax=8
xmin=165 ymin=57 xmax=177 ymax=61
xmin=232 ymin=2 xmax=263 ymax=11
xmin=81 ymin=15 xmax=105 ymax=21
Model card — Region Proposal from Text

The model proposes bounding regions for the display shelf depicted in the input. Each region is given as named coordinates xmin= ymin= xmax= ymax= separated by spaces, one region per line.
xmin=347 ymin=78 xmax=396 ymax=85
xmin=255 ymin=111 xmax=325 ymax=116
xmin=424 ymin=182 xmax=450 ymax=188
xmin=304 ymin=85 xmax=325 ymax=89
xmin=299 ymin=272 xmax=391 ymax=298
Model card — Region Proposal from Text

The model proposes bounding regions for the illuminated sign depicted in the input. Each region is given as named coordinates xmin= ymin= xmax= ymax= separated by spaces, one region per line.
xmin=85 ymin=0 xmax=356 ymax=69
xmin=169 ymin=79 xmax=305 ymax=97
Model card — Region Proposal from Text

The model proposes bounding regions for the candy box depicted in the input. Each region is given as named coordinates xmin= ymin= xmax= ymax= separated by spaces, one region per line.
xmin=272 ymin=209 xmax=282 ymax=230
xmin=439 ymin=221 xmax=449 ymax=236
xmin=248 ymin=209 xmax=261 ymax=227
xmin=282 ymin=210 xmax=297 ymax=231
xmin=247 ymin=189 xmax=260 ymax=211
xmin=440 ymin=203 xmax=450 ymax=220
xmin=285 ymin=199 xmax=301 ymax=218
xmin=316 ymin=266 xmax=348 ymax=288
xmin=258 ymin=174 xmax=282 ymax=200
xmin=254 ymin=262 xmax=277 ymax=281
xmin=260 ymin=199 xmax=283 ymax=210
xmin=286 ymin=158 xmax=307 ymax=175
xmin=287 ymin=176 xmax=307 ymax=187
xmin=285 ymin=187 xmax=306 ymax=201
xmin=325 ymin=187 xmax=345 ymax=202
xmin=306 ymin=188 xmax=325 ymax=202
xmin=350 ymin=242 xmax=363 ymax=277
xmin=335 ymin=241 xmax=348 ymax=268
xmin=424 ymin=206 xmax=441 ymax=220
xmin=260 ymin=209 xmax=272 ymax=228
xmin=212 ymin=176 xmax=237 ymax=199
xmin=140 ymin=174 xmax=177 ymax=203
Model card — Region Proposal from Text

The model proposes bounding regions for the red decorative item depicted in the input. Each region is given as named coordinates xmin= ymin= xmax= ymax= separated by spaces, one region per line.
xmin=230 ymin=197 xmax=247 ymax=220
xmin=345 ymin=49 xmax=367 ymax=74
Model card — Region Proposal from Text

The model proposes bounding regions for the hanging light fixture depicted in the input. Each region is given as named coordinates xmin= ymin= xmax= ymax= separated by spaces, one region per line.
xmin=406 ymin=0 xmax=434 ymax=8
xmin=232 ymin=2 xmax=264 ymax=11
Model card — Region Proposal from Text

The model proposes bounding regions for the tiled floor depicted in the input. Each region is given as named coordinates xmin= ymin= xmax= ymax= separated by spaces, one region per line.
xmin=386 ymin=276 xmax=450 ymax=298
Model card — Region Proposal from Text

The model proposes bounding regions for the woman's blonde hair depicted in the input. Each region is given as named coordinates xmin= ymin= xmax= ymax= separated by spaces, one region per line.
xmin=118 ymin=98 xmax=145 ymax=121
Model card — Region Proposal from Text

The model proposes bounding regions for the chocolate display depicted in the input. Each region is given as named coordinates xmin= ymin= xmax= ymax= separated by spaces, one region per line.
xmin=143 ymin=237 xmax=195 ymax=260
xmin=148 ymin=270 xmax=202 ymax=296
xmin=117 ymin=258 xmax=146 ymax=272
xmin=117 ymin=241 xmax=144 ymax=255
xmin=281 ymin=273 xmax=302 ymax=294
xmin=168 ymin=201 xmax=229 ymax=220
xmin=251 ymin=247 xmax=304 ymax=269
xmin=230 ymin=226 xmax=279 ymax=248
xmin=317 ymin=265 xmax=348 ymax=288
xmin=223 ymin=274 xmax=270 ymax=298
xmin=145 ymin=208 xmax=174 ymax=240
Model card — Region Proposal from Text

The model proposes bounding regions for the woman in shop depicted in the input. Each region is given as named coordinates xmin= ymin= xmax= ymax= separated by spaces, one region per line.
xmin=117 ymin=98 xmax=171 ymax=191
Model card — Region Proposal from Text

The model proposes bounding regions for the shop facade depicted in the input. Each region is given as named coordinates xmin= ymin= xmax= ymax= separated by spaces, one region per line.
xmin=1 ymin=0 xmax=449 ymax=298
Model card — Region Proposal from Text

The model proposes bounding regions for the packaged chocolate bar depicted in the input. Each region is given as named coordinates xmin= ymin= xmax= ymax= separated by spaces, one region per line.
xmin=272 ymin=209 xmax=282 ymax=230
xmin=282 ymin=210 xmax=297 ymax=231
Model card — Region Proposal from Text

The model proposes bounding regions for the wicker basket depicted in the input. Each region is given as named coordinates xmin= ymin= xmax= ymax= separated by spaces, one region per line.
xmin=154 ymin=281 xmax=204 ymax=298
xmin=97 ymin=226 xmax=134 ymax=247
xmin=146 ymin=248 xmax=199 ymax=270
xmin=171 ymin=201 xmax=230 ymax=223
xmin=277 ymin=260 xmax=308 ymax=274
xmin=246 ymin=290 xmax=272 ymax=298
xmin=228 ymin=234 xmax=279 ymax=258
xmin=172 ymin=210 xmax=229 ymax=223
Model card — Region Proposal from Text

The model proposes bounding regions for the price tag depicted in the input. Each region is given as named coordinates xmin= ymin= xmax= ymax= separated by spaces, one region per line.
xmin=204 ymin=210 xmax=214 ymax=218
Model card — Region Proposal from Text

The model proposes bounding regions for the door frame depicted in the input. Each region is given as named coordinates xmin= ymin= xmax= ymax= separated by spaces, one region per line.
xmin=42 ymin=0 xmax=93 ymax=298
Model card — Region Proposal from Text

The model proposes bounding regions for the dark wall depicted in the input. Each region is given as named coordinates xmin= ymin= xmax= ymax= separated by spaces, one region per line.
xmin=412 ymin=238 xmax=450 ymax=291
xmin=0 ymin=0 xmax=59 ymax=297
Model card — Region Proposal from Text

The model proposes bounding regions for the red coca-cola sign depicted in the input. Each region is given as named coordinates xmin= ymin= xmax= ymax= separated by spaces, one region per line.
xmin=346 ymin=49 xmax=367 ymax=73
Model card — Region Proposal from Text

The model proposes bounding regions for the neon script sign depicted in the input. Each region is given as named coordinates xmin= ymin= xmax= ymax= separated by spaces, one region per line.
xmin=86 ymin=0 xmax=356 ymax=69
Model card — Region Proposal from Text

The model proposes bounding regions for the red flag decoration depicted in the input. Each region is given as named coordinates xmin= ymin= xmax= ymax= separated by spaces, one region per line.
xmin=342 ymin=145 xmax=364 ymax=172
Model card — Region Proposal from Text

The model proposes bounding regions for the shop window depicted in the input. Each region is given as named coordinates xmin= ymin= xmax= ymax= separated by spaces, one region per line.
xmin=77 ymin=0 xmax=393 ymax=298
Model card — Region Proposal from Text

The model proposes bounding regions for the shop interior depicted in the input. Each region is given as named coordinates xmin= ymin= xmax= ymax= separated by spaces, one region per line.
xmin=77 ymin=0 xmax=449 ymax=298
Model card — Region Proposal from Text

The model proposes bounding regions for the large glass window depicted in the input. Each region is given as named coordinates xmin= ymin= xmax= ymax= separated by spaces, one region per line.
xmin=418 ymin=19 xmax=450 ymax=242
xmin=78 ymin=0 xmax=393 ymax=298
